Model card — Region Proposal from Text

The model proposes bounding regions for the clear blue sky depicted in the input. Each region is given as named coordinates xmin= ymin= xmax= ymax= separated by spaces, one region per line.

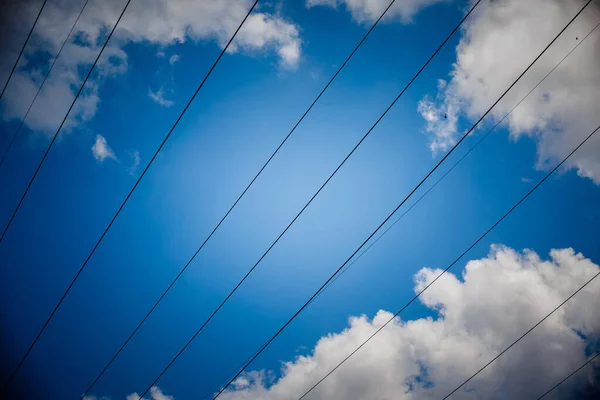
xmin=1 ymin=0 xmax=599 ymax=399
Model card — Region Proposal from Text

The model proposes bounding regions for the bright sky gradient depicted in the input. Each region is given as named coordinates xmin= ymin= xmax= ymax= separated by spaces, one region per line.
xmin=0 ymin=0 xmax=599 ymax=399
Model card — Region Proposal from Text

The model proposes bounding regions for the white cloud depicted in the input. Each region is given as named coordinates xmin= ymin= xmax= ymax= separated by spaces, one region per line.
xmin=119 ymin=0 xmax=301 ymax=68
xmin=306 ymin=0 xmax=448 ymax=24
xmin=128 ymin=149 xmax=140 ymax=175
xmin=0 ymin=0 xmax=129 ymax=136
xmin=418 ymin=0 xmax=600 ymax=183
xmin=91 ymin=134 xmax=116 ymax=162
xmin=214 ymin=246 xmax=600 ymax=400
xmin=168 ymin=54 xmax=180 ymax=65
xmin=0 ymin=0 xmax=302 ymax=137
xmin=231 ymin=12 xmax=301 ymax=68
xmin=148 ymin=87 xmax=174 ymax=107
xmin=417 ymin=79 xmax=461 ymax=154
xmin=126 ymin=386 xmax=173 ymax=400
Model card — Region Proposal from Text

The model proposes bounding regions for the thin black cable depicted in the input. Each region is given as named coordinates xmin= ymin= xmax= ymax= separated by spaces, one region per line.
xmin=537 ymin=352 xmax=600 ymax=399
xmin=311 ymin=17 xmax=600 ymax=308
xmin=0 ymin=0 xmax=48 ymax=101
xmin=214 ymin=2 xmax=592 ymax=398
xmin=139 ymin=2 xmax=484 ymax=398
xmin=0 ymin=0 xmax=132 ymax=243
xmin=443 ymin=270 xmax=600 ymax=399
xmin=202 ymin=339 xmax=266 ymax=400
xmin=296 ymin=124 xmax=600 ymax=400
xmin=0 ymin=0 xmax=91 ymax=171
xmin=82 ymin=0 xmax=401 ymax=395
xmin=1 ymin=0 xmax=134 ymax=390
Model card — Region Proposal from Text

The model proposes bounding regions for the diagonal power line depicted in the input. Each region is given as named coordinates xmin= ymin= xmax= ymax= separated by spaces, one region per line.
xmin=443 ymin=270 xmax=600 ymax=399
xmin=209 ymin=2 xmax=593 ymax=398
xmin=0 ymin=0 xmax=48 ymax=101
xmin=310 ymin=17 xmax=600 ymax=309
xmin=0 ymin=0 xmax=91 ymax=171
xmin=4 ymin=0 xmax=262 ymax=393
xmin=81 ymin=0 xmax=406 ymax=395
xmin=134 ymin=2 xmax=485 ymax=398
xmin=1 ymin=0 xmax=134 ymax=390
xmin=537 ymin=352 xmax=600 ymax=399
xmin=297 ymin=121 xmax=600 ymax=400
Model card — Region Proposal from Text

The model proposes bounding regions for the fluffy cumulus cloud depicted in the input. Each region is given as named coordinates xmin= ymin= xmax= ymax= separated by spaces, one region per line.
xmin=418 ymin=0 xmax=600 ymax=183
xmin=214 ymin=246 xmax=600 ymax=400
xmin=91 ymin=134 xmax=117 ymax=161
xmin=86 ymin=246 xmax=600 ymax=399
xmin=0 ymin=0 xmax=129 ymax=135
xmin=306 ymin=0 xmax=448 ymax=24
xmin=121 ymin=0 xmax=301 ymax=68
xmin=0 ymin=0 xmax=301 ymax=138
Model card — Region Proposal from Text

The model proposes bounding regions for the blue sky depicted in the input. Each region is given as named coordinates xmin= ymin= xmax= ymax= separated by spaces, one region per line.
xmin=1 ymin=0 xmax=599 ymax=399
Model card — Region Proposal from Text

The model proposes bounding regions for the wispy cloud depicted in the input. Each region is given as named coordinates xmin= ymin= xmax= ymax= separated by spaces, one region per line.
xmin=168 ymin=54 xmax=180 ymax=65
xmin=417 ymin=79 xmax=461 ymax=155
xmin=148 ymin=87 xmax=174 ymax=108
xmin=91 ymin=134 xmax=117 ymax=162
xmin=128 ymin=150 xmax=140 ymax=176
xmin=306 ymin=0 xmax=447 ymax=24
